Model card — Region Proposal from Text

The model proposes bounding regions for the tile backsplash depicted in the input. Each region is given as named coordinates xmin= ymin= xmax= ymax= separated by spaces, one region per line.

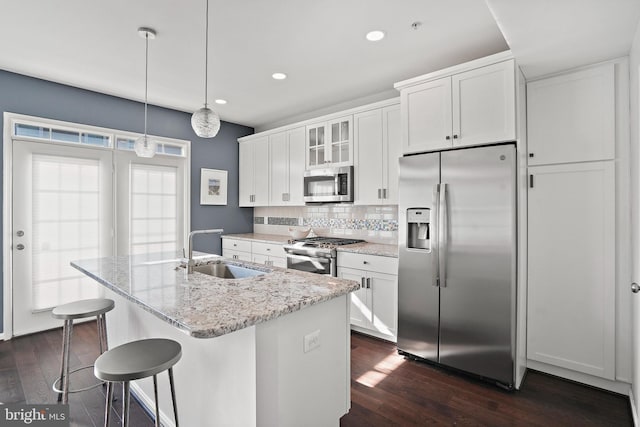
xmin=253 ymin=205 xmax=398 ymax=245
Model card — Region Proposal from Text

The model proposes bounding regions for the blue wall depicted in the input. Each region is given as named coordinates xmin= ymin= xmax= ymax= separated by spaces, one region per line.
xmin=0 ymin=70 xmax=254 ymax=333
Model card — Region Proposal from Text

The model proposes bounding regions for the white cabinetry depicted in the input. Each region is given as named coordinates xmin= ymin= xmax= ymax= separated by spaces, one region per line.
xmin=252 ymin=241 xmax=287 ymax=268
xmin=527 ymin=63 xmax=615 ymax=165
xmin=354 ymin=104 xmax=401 ymax=205
xmin=222 ymin=238 xmax=286 ymax=268
xmin=222 ymin=238 xmax=252 ymax=262
xmin=397 ymin=59 xmax=516 ymax=154
xmin=239 ymin=137 xmax=269 ymax=206
xmin=337 ymin=252 xmax=398 ymax=342
xmin=269 ymin=127 xmax=305 ymax=206
xmin=527 ymin=161 xmax=615 ymax=379
xmin=306 ymin=116 xmax=352 ymax=168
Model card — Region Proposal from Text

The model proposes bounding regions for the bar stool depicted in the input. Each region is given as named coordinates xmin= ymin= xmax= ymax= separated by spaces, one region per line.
xmin=52 ymin=298 xmax=115 ymax=404
xmin=94 ymin=338 xmax=182 ymax=427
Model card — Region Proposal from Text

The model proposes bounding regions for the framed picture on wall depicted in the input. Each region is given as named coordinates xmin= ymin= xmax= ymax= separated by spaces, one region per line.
xmin=200 ymin=168 xmax=228 ymax=205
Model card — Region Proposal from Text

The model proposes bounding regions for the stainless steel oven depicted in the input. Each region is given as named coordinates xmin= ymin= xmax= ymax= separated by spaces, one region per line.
xmin=286 ymin=252 xmax=335 ymax=276
xmin=283 ymin=237 xmax=364 ymax=277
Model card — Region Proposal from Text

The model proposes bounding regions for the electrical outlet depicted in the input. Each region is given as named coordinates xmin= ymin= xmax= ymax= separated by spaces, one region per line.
xmin=303 ymin=329 xmax=320 ymax=353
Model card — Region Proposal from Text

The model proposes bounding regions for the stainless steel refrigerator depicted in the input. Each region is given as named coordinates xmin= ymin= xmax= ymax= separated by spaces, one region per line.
xmin=397 ymin=143 xmax=517 ymax=388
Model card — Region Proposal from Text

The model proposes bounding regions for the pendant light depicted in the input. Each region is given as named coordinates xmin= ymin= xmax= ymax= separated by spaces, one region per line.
xmin=134 ymin=27 xmax=158 ymax=158
xmin=191 ymin=0 xmax=221 ymax=138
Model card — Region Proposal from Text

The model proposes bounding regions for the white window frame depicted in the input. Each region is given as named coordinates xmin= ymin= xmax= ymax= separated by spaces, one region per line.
xmin=2 ymin=112 xmax=191 ymax=340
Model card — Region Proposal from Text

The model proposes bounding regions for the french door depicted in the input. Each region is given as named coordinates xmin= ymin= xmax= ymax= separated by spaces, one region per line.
xmin=12 ymin=140 xmax=113 ymax=335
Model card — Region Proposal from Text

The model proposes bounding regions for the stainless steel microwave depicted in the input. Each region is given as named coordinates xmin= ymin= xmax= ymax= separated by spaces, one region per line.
xmin=303 ymin=166 xmax=354 ymax=203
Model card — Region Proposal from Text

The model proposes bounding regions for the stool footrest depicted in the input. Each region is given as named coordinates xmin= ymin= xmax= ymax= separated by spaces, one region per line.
xmin=53 ymin=365 xmax=104 ymax=394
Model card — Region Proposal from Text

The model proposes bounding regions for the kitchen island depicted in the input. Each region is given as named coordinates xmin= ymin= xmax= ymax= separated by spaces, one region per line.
xmin=71 ymin=253 xmax=359 ymax=427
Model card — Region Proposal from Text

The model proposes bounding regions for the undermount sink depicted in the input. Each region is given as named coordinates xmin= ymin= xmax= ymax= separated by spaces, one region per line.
xmin=192 ymin=262 xmax=266 ymax=279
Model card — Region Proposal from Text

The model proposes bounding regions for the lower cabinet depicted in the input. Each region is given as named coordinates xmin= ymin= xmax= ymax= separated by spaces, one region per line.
xmin=527 ymin=161 xmax=615 ymax=380
xmin=222 ymin=238 xmax=286 ymax=268
xmin=337 ymin=252 xmax=398 ymax=342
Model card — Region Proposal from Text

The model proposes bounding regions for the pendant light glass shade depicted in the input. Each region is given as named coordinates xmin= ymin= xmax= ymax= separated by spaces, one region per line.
xmin=191 ymin=0 xmax=220 ymax=138
xmin=191 ymin=106 xmax=220 ymax=137
xmin=134 ymin=27 xmax=157 ymax=158
xmin=134 ymin=134 xmax=158 ymax=158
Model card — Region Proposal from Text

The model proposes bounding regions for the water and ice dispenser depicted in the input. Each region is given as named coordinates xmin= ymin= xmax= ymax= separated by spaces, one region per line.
xmin=407 ymin=208 xmax=431 ymax=250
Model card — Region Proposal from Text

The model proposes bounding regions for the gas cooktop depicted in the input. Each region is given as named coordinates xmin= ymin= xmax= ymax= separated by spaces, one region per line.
xmin=286 ymin=237 xmax=365 ymax=248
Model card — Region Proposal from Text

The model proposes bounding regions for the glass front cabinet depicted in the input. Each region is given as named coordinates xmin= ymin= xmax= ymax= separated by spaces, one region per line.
xmin=306 ymin=116 xmax=353 ymax=169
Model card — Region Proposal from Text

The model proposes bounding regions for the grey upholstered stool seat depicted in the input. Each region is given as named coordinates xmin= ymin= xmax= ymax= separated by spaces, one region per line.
xmin=51 ymin=298 xmax=115 ymax=404
xmin=94 ymin=338 xmax=182 ymax=427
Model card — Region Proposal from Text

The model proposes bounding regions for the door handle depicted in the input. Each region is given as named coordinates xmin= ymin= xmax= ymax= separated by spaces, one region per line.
xmin=383 ymin=188 xmax=387 ymax=199
xmin=16 ymin=230 xmax=24 ymax=237
xmin=361 ymin=277 xmax=365 ymax=288
xmin=432 ymin=184 xmax=440 ymax=287
xmin=378 ymin=189 xmax=382 ymax=199
xmin=366 ymin=277 xmax=371 ymax=289
xmin=632 ymin=282 xmax=640 ymax=294
xmin=439 ymin=183 xmax=448 ymax=288
xmin=16 ymin=244 xmax=25 ymax=250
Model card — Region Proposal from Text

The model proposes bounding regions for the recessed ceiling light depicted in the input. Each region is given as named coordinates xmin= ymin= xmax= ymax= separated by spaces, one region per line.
xmin=214 ymin=99 xmax=227 ymax=105
xmin=272 ymin=72 xmax=287 ymax=80
xmin=366 ymin=30 xmax=385 ymax=42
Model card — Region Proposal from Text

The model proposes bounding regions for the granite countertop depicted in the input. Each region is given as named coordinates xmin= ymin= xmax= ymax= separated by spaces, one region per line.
xmin=223 ymin=233 xmax=399 ymax=258
xmin=71 ymin=253 xmax=359 ymax=339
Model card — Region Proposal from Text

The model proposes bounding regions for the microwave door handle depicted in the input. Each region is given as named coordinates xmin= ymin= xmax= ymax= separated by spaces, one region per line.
xmin=334 ymin=174 xmax=339 ymax=196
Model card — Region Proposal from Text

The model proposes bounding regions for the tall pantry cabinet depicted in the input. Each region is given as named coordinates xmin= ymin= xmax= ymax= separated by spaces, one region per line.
xmin=526 ymin=61 xmax=631 ymax=391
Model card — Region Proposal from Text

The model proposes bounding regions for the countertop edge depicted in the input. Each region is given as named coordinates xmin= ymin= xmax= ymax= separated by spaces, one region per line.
xmin=223 ymin=233 xmax=399 ymax=258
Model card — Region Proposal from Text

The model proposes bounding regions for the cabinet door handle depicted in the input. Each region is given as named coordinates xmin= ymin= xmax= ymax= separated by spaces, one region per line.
xmin=361 ymin=277 xmax=365 ymax=288
xmin=377 ymin=189 xmax=382 ymax=199
xmin=383 ymin=188 xmax=387 ymax=199
xmin=266 ymin=248 xmax=271 ymax=252
xmin=453 ymin=134 xmax=458 ymax=139
xmin=366 ymin=278 xmax=371 ymax=289
xmin=445 ymin=135 xmax=451 ymax=141
xmin=529 ymin=175 xmax=534 ymax=188
xmin=363 ymin=260 xmax=368 ymax=265
xmin=282 ymin=193 xmax=286 ymax=201
xmin=529 ymin=153 xmax=534 ymax=158
xmin=233 ymin=243 xmax=237 ymax=247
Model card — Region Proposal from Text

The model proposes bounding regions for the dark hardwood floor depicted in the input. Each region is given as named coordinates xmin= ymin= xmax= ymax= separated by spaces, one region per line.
xmin=0 ymin=323 xmax=633 ymax=426
xmin=341 ymin=332 xmax=633 ymax=426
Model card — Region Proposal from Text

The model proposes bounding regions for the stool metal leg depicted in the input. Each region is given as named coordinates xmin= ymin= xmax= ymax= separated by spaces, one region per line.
xmin=153 ymin=375 xmax=160 ymax=427
xmin=62 ymin=319 xmax=73 ymax=404
xmin=168 ymin=367 xmax=179 ymax=427
xmin=104 ymin=381 xmax=113 ymax=427
xmin=123 ymin=381 xmax=131 ymax=427
xmin=56 ymin=320 xmax=71 ymax=403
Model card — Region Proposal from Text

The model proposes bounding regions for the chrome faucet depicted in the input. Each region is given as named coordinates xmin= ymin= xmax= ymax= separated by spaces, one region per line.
xmin=186 ymin=229 xmax=224 ymax=273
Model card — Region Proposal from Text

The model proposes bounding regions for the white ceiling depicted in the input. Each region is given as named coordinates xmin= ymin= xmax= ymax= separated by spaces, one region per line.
xmin=3 ymin=2 xmax=638 ymax=131
xmin=0 ymin=0 xmax=508 ymax=130
xmin=486 ymin=0 xmax=640 ymax=79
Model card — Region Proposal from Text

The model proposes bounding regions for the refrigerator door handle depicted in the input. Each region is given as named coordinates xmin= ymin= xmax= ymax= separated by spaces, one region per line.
xmin=439 ymin=183 xmax=448 ymax=288
xmin=432 ymin=184 xmax=440 ymax=287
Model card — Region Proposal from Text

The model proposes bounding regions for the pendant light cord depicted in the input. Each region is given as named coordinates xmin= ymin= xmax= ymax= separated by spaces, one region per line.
xmin=204 ymin=0 xmax=209 ymax=108
xmin=144 ymin=32 xmax=149 ymax=138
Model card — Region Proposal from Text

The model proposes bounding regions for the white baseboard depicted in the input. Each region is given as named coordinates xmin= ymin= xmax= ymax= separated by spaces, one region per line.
xmin=130 ymin=382 xmax=175 ymax=427
xmin=527 ymin=360 xmax=631 ymax=395
xmin=350 ymin=325 xmax=396 ymax=343
xmin=631 ymin=387 xmax=639 ymax=427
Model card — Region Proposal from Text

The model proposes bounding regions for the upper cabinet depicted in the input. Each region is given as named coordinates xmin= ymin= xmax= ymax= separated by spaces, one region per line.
xmin=269 ymin=127 xmax=305 ymax=206
xmin=527 ymin=63 xmax=615 ymax=165
xmin=396 ymin=58 xmax=516 ymax=154
xmin=239 ymin=137 xmax=269 ymax=207
xmin=306 ymin=116 xmax=353 ymax=169
xmin=354 ymin=104 xmax=401 ymax=205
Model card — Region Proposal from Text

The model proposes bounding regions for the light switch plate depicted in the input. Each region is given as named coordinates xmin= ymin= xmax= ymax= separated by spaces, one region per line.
xmin=303 ymin=329 xmax=320 ymax=353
